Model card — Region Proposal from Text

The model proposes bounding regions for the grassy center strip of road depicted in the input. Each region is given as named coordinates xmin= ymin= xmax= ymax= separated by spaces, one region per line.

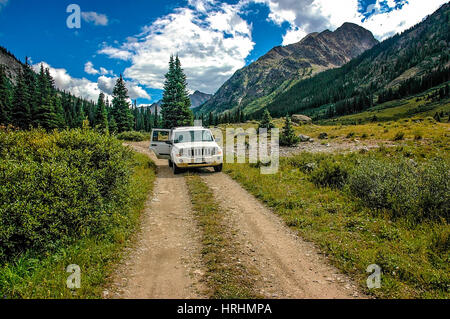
xmin=185 ymin=174 xmax=260 ymax=299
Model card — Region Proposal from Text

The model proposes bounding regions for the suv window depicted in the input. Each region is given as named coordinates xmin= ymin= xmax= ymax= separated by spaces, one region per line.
xmin=153 ymin=130 xmax=170 ymax=142
xmin=174 ymin=130 xmax=214 ymax=144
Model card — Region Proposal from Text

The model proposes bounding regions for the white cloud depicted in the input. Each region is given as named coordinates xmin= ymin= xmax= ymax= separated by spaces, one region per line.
xmin=252 ymin=0 xmax=448 ymax=44
xmin=98 ymin=46 xmax=132 ymax=61
xmin=81 ymin=11 xmax=109 ymax=26
xmin=33 ymin=62 xmax=103 ymax=102
xmin=84 ymin=61 xmax=113 ymax=76
xmin=84 ymin=61 xmax=99 ymax=75
xmin=282 ymin=26 xmax=307 ymax=46
xmin=98 ymin=2 xmax=255 ymax=94
xmin=32 ymin=62 xmax=150 ymax=102
xmin=97 ymin=75 xmax=150 ymax=100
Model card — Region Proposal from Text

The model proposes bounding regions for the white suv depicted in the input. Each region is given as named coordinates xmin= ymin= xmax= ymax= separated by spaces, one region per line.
xmin=150 ymin=127 xmax=223 ymax=174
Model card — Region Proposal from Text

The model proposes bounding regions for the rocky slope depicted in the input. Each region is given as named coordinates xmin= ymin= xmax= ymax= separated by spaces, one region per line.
xmin=0 ymin=46 xmax=24 ymax=83
xmin=196 ymin=23 xmax=378 ymax=116
xmin=189 ymin=90 xmax=213 ymax=108
xmin=264 ymin=2 xmax=450 ymax=119
xmin=144 ymin=90 xmax=212 ymax=114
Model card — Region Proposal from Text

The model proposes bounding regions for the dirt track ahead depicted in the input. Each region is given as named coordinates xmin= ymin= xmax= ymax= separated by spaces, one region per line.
xmin=106 ymin=141 xmax=364 ymax=299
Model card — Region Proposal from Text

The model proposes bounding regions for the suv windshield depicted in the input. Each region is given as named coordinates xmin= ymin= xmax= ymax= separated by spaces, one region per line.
xmin=173 ymin=130 xmax=214 ymax=144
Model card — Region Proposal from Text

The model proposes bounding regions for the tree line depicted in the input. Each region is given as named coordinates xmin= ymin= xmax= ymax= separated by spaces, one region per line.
xmin=0 ymin=57 xmax=161 ymax=133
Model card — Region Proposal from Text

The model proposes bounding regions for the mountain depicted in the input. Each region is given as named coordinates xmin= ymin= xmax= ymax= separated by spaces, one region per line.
xmin=0 ymin=46 xmax=25 ymax=83
xmin=143 ymin=90 xmax=212 ymax=114
xmin=196 ymin=22 xmax=378 ymax=116
xmin=190 ymin=90 xmax=213 ymax=108
xmin=261 ymin=3 xmax=450 ymax=120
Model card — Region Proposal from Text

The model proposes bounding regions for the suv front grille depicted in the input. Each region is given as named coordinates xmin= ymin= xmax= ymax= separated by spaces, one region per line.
xmin=183 ymin=147 xmax=215 ymax=157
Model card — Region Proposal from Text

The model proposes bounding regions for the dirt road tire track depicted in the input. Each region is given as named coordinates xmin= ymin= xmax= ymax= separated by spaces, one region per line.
xmin=107 ymin=141 xmax=365 ymax=299
xmin=199 ymin=170 xmax=365 ymax=299
xmin=106 ymin=142 xmax=206 ymax=299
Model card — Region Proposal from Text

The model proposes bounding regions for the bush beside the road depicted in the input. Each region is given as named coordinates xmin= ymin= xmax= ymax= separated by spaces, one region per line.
xmin=0 ymin=128 xmax=156 ymax=298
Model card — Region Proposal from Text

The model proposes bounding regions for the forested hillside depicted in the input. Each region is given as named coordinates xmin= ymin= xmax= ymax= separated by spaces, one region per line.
xmin=259 ymin=3 xmax=450 ymax=120
xmin=0 ymin=48 xmax=159 ymax=133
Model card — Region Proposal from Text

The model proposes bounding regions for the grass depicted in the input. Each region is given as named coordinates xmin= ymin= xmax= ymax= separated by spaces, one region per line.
xmin=185 ymin=174 xmax=259 ymax=299
xmin=320 ymin=85 xmax=450 ymax=125
xmin=223 ymin=152 xmax=449 ymax=299
xmin=0 ymin=152 xmax=156 ymax=299
xmin=116 ymin=131 xmax=151 ymax=142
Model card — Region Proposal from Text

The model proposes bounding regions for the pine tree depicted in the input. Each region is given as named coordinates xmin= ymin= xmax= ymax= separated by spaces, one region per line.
xmin=109 ymin=115 xmax=118 ymax=134
xmin=95 ymin=92 xmax=109 ymax=133
xmin=53 ymin=95 xmax=66 ymax=129
xmin=112 ymin=75 xmax=133 ymax=133
xmin=34 ymin=66 xmax=59 ymax=130
xmin=280 ymin=114 xmax=300 ymax=146
xmin=75 ymin=98 xmax=85 ymax=128
xmin=258 ymin=109 xmax=275 ymax=132
xmin=208 ymin=112 xmax=213 ymax=127
xmin=23 ymin=58 xmax=38 ymax=127
xmin=161 ymin=55 xmax=193 ymax=128
xmin=153 ymin=105 xmax=159 ymax=128
xmin=11 ymin=69 xmax=31 ymax=129
xmin=0 ymin=65 xmax=11 ymax=125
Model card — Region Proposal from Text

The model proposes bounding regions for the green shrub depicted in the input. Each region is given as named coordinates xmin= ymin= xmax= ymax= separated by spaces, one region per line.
xmin=393 ymin=131 xmax=405 ymax=141
xmin=116 ymin=131 xmax=149 ymax=142
xmin=309 ymin=159 xmax=349 ymax=188
xmin=347 ymin=157 xmax=449 ymax=222
xmin=0 ymin=129 xmax=138 ymax=262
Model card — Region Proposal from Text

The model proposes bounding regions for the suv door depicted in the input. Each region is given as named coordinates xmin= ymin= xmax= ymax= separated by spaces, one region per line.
xmin=150 ymin=129 xmax=171 ymax=159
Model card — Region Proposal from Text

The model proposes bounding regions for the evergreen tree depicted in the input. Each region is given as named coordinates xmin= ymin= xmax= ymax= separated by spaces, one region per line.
xmin=161 ymin=55 xmax=194 ymax=128
xmin=208 ymin=112 xmax=213 ymax=127
xmin=112 ymin=75 xmax=133 ymax=133
xmin=280 ymin=114 xmax=300 ymax=146
xmin=153 ymin=105 xmax=159 ymax=128
xmin=34 ymin=65 xmax=59 ymax=130
xmin=109 ymin=115 xmax=118 ymax=134
xmin=0 ymin=65 xmax=11 ymax=125
xmin=11 ymin=69 xmax=31 ymax=129
xmin=258 ymin=109 xmax=275 ymax=132
xmin=75 ymin=98 xmax=85 ymax=128
xmin=95 ymin=92 xmax=109 ymax=133
xmin=53 ymin=95 xmax=66 ymax=129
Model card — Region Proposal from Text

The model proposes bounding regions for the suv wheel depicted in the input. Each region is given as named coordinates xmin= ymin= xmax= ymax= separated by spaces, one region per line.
xmin=214 ymin=164 xmax=223 ymax=172
xmin=168 ymin=159 xmax=173 ymax=167
xmin=173 ymin=163 xmax=182 ymax=175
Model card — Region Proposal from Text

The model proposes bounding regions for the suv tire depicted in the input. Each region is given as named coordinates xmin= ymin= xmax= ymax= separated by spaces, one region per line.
xmin=168 ymin=159 xmax=173 ymax=168
xmin=214 ymin=164 xmax=223 ymax=172
xmin=173 ymin=163 xmax=182 ymax=175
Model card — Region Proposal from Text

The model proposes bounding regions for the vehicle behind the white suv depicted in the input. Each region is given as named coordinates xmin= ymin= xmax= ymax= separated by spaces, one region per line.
xmin=150 ymin=127 xmax=223 ymax=174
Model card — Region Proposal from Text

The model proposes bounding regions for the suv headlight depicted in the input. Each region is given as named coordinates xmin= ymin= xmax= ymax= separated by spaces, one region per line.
xmin=175 ymin=148 xmax=183 ymax=157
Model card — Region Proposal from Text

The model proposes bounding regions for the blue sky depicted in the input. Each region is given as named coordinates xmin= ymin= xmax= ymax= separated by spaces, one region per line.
xmin=0 ymin=0 xmax=447 ymax=105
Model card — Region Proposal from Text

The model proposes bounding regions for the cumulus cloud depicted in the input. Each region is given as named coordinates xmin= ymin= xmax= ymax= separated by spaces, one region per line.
xmin=84 ymin=61 xmax=99 ymax=75
xmin=254 ymin=0 xmax=448 ymax=44
xmin=98 ymin=1 xmax=255 ymax=94
xmin=84 ymin=61 xmax=113 ymax=76
xmin=33 ymin=62 xmax=102 ymax=102
xmin=81 ymin=11 xmax=109 ymax=26
xmin=97 ymin=75 xmax=150 ymax=100
xmin=33 ymin=62 xmax=150 ymax=102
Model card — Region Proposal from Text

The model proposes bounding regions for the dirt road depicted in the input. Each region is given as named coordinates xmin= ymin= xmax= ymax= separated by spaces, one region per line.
xmin=106 ymin=142 xmax=205 ymax=299
xmin=198 ymin=171 xmax=363 ymax=299
xmin=107 ymin=141 xmax=364 ymax=299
